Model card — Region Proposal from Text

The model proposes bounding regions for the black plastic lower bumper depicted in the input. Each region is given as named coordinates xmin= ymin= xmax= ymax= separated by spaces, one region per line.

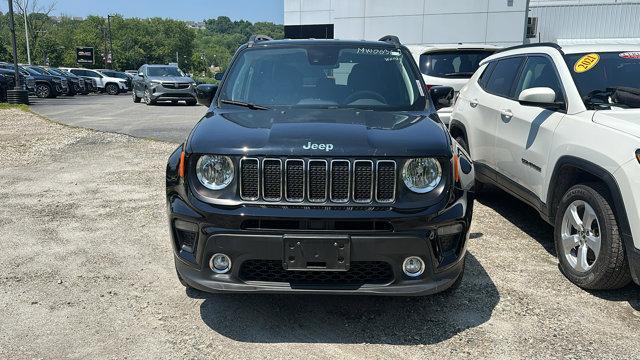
xmin=168 ymin=192 xmax=473 ymax=296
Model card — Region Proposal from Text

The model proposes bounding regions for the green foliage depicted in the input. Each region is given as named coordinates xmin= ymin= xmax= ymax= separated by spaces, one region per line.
xmin=0 ymin=12 xmax=283 ymax=76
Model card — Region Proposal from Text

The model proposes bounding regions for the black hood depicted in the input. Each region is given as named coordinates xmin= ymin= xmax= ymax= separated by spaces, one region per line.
xmin=187 ymin=108 xmax=451 ymax=158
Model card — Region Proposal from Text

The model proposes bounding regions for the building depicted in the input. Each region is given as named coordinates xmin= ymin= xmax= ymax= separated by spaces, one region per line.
xmin=284 ymin=0 xmax=640 ymax=47
xmin=284 ymin=0 xmax=530 ymax=46
xmin=528 ymin=0 xmax=640 ymax=45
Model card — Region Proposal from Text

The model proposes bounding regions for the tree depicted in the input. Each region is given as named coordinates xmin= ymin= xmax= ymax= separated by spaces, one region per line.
xmin=14 ymin=0 xmax=57 ymax=62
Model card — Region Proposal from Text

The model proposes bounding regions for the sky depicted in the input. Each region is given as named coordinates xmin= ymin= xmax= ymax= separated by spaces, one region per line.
xmin=1 ymin=0 xmax=284 ymax=23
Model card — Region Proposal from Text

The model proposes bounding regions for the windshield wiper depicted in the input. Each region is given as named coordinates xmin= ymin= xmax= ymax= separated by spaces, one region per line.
xmin=219 ymin=99 xmax=270 ymax=110
xmin=443 ymin=72 xmax=475 ymax=78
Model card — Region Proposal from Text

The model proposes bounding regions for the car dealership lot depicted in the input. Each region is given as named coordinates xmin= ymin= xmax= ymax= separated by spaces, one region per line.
xmin=0 ymin=109 xmax=638 ymax=359
xmin=29 ymin=94 xmax=206 ymax=142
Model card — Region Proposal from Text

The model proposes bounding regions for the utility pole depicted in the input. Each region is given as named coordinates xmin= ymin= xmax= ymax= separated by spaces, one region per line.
xmin=7 ymin=0 xmax=29 ymax=104
xmin=107 ymin=15 xmax=114 ymax=67
xmin=102 ymin=26 xmax=110 ymax=69
xmin=23 ymin=5 xmax=31 ymax=64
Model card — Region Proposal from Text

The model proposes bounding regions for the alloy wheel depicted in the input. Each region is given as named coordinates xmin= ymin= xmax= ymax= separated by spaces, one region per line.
xmin=36 ymin=84 xmax=50 ymax=98
xmin=560 ymin=200 xmax=601 ymax=273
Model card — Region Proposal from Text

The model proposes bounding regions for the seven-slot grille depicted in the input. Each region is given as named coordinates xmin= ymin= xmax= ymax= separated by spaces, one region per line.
xmin=239 ymin=158 xmax=397 ymax=204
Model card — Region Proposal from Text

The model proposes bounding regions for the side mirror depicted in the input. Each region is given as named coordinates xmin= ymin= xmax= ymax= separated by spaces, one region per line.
xmin=196 ymin=84 xmax=218 ymax=107
xmin=138 ymin=73 xmax=144 ymax=78
xmin=213 ymin=71 xmax=225 ymax=81
xmin=429 ymin=85 xmax=455 ymax=110
xmin=518 ymin=87 xmax=564 ymax=110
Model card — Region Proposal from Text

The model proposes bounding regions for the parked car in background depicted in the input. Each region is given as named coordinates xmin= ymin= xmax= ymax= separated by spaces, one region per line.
xmin=47 ymin=67 xmax=89 ymax=95
xmin=125 ymin=70 xmax=138 ymax=77
xmin=0 ymin=64 xmax=33 ymax=94
xmin=0 ymin=71 xmax=7 ymax=102
xmin=23 ymin=65 xmax=69 ymax=97
xmin=450 ymin=43 xmax=640 ymax=290
xmin=408 ymin=44 xmax=499 ymax=125
xmin=0 ymin=63 xmax=63 ymax=98
xmin=60 ymin=67 xmax=128 ymax=95
xmin=132 ymin=64 xmax=197 ymax=105
xmin=98 ymin=69 xmax=132 ymax=91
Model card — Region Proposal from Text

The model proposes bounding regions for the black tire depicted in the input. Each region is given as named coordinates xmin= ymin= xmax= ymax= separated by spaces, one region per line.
xmin=35 ymin=83 xmax=51 ymax=99
xmin=455 ymin=136 xmax=484 ymax=193
xmin=105 ymin=83 xmax=119 ymax=95
xmin=554 ymin=183 xmax=632 ymax=290
xmin=132 ymin=90 xmax=141 ymax=103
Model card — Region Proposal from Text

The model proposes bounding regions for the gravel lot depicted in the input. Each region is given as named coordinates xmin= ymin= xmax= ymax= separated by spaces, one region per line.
xmin=0 ymin=109 xmax=638 ymax=359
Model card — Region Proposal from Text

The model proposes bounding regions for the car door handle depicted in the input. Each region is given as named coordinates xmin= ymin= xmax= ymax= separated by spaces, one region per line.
xmin=469 ymin=99 xmax=479 ymax=108
xmin=501 ymin=109 xmax=513 ymax=118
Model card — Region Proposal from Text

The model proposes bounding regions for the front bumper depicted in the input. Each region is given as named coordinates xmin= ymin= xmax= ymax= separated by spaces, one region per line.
xmin=150 ymin=83 xmax=196 ymax=101
xmin=168 ymin=191 xmax=473 ymax=296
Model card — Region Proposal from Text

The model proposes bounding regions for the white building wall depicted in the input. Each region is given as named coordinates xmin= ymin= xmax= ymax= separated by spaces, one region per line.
xmin=529 ymin=0 xmax=640 ymax=43
xmin=284 ymin=0 xmax=529 ymax=46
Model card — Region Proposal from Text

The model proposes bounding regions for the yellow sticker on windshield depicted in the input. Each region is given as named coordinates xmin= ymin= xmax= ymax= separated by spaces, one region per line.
xmin=574 ymin=53 xmax=600 ymax=73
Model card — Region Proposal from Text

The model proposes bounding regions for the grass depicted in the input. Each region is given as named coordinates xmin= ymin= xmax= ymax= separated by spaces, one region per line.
xmin=0 ymin=103 xmax=30 ymax=112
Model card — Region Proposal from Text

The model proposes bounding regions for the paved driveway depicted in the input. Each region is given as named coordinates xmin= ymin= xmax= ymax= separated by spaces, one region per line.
xmin=29 ymin=94 xmax=207 ymax=142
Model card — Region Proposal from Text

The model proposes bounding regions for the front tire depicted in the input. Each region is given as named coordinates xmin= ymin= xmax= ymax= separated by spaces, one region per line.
xmin=143 ymin=88 xmax=156 ymax=106
xmin=106 ymin=83 xmax=119 ymax=95
xmin=132 ymin=90 xmax=141 ymax=103
xmin=35 ymin=83 xmax=52 ymax=99
xmin=554 ymin=183 xmax=631 ymax=290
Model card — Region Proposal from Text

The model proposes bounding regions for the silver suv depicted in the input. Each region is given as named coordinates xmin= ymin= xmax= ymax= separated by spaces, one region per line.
xmin=132 ymin=64 xmax=197 ymax=106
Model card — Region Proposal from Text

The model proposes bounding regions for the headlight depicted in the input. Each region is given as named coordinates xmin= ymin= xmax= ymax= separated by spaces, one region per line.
xmin=150 ymin=80 xmax=162 ymax=85
xmin=196 ymin=155 xmax=234 ymax=190
xmin=52 ymin=78 xmax=61 ymax=83
xmin=402 ymin=158 xmax=442 ymax=193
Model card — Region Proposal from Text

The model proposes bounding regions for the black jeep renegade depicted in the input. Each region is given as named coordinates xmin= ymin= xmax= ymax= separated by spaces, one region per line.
xmin=166 ymin=35 xmax=475 ymax=296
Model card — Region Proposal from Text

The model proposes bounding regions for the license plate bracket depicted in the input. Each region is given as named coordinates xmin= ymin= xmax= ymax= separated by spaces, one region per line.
xmin=283 ymin=235 xmax=350 ymax=271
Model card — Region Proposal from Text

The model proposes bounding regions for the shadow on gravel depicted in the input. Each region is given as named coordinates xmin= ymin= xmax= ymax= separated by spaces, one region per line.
xmin=190 ymin=253 xmax=499 ymax=345
xmin=477 ymin=184 xmax=555 ymax=256
xmin=592 ymin=285 xmax=640 ymax=311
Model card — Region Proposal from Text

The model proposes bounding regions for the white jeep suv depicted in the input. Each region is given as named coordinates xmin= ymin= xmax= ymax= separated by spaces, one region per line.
xmin=407 ymin=44 xmax=499 ymax=125
xmin=450 ymin=43 xmax=640 ymax=290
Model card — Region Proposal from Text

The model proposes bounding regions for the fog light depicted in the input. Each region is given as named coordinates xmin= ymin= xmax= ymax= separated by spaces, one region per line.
xmin=402 ymin=256 xmax=425 ymax=277
xmin=437 ymin=223 xmax=464 ymax=236
xmin=209 ymin=253 xmax=231 ymax=274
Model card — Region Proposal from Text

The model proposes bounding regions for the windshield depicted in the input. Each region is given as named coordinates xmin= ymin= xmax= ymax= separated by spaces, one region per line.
xmin=218 ymin=44 xmax=427 ymax=111
xmin=147 ymin=66 xmax=185 ymax=77
xmin=28 ymin=66 xmax=51 ymax=75
xmin=47 ymin=68 xmax=65 ymax=76
xmin=565 ymin=51 xmax=640 ymax=109
xmin=419 ymin=50 xmax=494 ymax=78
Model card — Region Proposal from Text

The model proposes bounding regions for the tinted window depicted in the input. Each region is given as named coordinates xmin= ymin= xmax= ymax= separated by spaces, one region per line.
xmin=419 ymin=50 xmax=495 ymax=79
xmin=564 ymin=52 xmax=640 ymax=108
xmin=219 ymin=45 xmax=427 ymax=111
xmin=70 ymin=69 xmax=85 ymax=76
xmin=514 ymin=56 xmax=564 ymax=102
xmin=478 ymin=62 xmax=496 ymax=89
xmin=147 ymin=66 xmax=185 ymax=77
xmin=484 ymin=57 xmax=524 ymax=98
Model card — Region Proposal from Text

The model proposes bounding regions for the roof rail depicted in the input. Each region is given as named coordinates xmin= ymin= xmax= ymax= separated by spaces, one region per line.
xmin=379 ymin=35 xmax=401 ymax=47
xmin=247 ymin=34 xmax=273 ymax=47
xmin=497 ymin=42 xmax=564 ymax=54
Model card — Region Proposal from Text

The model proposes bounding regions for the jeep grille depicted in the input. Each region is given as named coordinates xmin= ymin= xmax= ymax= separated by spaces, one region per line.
xmin=239 ymin=158 xmax=397 ymax=204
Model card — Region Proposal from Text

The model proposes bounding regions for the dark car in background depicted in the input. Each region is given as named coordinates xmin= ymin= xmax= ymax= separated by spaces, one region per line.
xmin=0 ymin=63 xmax=34 ymax=92
xmin=98 ymin=69 xmax=133 ymax=91
xmin=22 ymin=65 xmax=68 ymax=98
xmin=47 ymin=67 xmax=88 ymax=95
xmin=167 ymin=35 xmax=475 ymax=296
